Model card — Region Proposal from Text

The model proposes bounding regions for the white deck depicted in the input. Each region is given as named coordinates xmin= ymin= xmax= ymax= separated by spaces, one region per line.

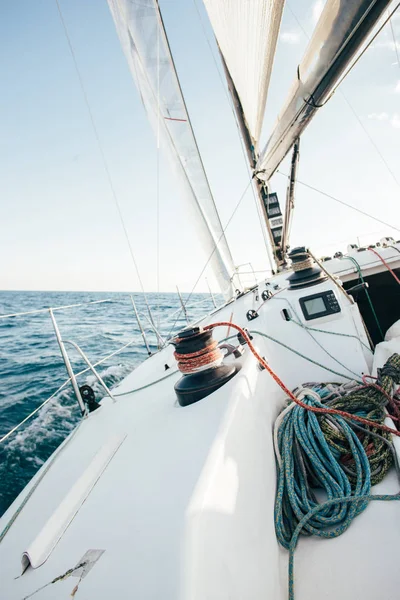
xmin=0 ymin=249 xmax=399 ymax=599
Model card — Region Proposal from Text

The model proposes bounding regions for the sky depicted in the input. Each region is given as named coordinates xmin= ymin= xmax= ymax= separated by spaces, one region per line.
xmin=0 ymin=0 xmax=399 ymax=293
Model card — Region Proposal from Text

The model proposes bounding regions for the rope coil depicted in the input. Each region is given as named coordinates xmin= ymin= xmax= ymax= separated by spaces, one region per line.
xmin=292 ymin=257 xmax=313 ymax=271
xmin=274 ymin=360 xmax=400 ymax=600
xmin=174 ymin=340 xmax=223 ymax=374
xmin=172 ymin=329 xmax=225 ymax=374
xmin=274 ymin=386 xmax=372 ymax=551
xmin=204 ymin=322 xmax=400 ymax=599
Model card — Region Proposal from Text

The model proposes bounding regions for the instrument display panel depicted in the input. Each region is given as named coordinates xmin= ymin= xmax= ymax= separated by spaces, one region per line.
xmin=299 ymin=290 xmax=341 ymax=320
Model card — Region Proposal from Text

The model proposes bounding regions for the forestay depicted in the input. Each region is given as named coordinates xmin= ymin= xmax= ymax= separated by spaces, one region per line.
xmin=203 ymin=0 xmax=285 ymax=147
xmin=256 ymin=0 xmax=395 ymax=181
xmin=107 ymin=0 xmax=237 ymax=298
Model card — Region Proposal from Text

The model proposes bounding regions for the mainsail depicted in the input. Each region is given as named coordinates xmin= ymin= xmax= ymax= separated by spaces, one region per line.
xmin=256 ymin=0 xmax=395 ymax=181
xmin=107 ymin=0 xmax=237 ymax=298
xmin=203 ymin=0 xmax=285 ymax=148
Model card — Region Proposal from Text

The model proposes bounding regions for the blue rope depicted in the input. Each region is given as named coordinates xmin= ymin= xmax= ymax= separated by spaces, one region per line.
xmin=275 ymin=391 xmax=370 ymax=551
xmin=287 ymin=492 xmax=400 ymax=599
xmin=274 ymin=387 xmax=400 ymax=600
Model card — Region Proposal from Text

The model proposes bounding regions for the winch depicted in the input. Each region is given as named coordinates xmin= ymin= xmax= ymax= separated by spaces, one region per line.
xmin=287 ymin=246 xmax=327 ymax=290
xmin=171 ymin=326 xmax=240 ymax=406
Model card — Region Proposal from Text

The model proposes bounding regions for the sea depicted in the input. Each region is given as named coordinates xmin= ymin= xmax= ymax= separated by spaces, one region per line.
xmin=0 ymin=290 xmax=220 ymax=517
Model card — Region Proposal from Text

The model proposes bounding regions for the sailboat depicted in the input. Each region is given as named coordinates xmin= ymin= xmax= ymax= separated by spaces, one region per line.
xmin=1 ymin=1 xmax=400 ymax=599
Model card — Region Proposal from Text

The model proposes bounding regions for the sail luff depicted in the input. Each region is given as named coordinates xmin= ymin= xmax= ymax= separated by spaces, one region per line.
xmin=256 ymin=0 xmax=395 ymax=181
xmin=107 ymin=0 xmax=237 ymax=298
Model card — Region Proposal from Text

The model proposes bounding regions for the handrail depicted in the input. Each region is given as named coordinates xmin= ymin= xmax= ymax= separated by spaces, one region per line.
xmin=130 ymin=295 xmax=151 ymax=355
xmin=0 ymin=336 xmax=139 ymax=445
xmin=0 ymin=290 xmax=218 ymax=445
xmin=50 ymin=309 xmax=86 ymax=414
xmin=140 ymin=311 xmax=166 ymax=347
xmin=62 ymin=340 xmax=116 ymax=403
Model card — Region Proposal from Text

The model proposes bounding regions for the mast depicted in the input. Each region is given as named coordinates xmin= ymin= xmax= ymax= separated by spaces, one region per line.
xmin=202 ymin=0 xmax=287 ymax=271
xmin=219 ymin=52 xmax=285 ymax=271
xmin=281 ymin=139 xmax=300 ymax=258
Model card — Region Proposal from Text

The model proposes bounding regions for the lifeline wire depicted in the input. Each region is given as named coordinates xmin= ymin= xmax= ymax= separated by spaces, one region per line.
xmin=0 ymin=298 xmax=113 ymax=320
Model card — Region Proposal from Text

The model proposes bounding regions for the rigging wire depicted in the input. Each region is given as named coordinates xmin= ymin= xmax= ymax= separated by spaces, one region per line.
xmin=287 ymin=2 xmax=400 ymax=190
xmin=191 ymin=0 xmax=273 ymax=267
xmin=338 ymin=91 xmax=400 ymax=189
xmin=165 ymin=178 xmax=253 ymax=339
xmin=276 ymin=170 xmax=400 ymax=233
xmin=389 ymin=11 xmax=400 ymax=69
xmin=54 ymin=0 xmax=151 ymax=304
xmin=156 ymin=9 xmax=161 ymax=331
xmin=327 ymin=2 xmax=400 ymax=96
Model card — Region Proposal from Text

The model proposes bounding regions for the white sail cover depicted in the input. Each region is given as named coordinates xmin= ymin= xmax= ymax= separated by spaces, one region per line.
xmin=107 ymin=0 xmax=237 ymax=298
xmin=203 ymin=0 xmax=285 ymax=146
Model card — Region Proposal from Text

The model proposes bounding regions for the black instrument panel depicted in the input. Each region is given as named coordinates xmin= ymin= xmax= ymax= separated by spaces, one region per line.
xmin=299 ymin=290 xmax=341 ymax=321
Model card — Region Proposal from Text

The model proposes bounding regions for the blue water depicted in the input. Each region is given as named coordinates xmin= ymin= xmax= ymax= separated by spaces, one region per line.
xmin=0 ymin=290 xmax=219 ymax=517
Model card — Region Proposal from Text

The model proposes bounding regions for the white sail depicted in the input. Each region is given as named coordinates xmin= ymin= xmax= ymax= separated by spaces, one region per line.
xmin=107 ymin=0 xmax=237 ymax=299
xmin=203 ymin=0 xmax=285 ymax=146
xmin=256 ymin=0 xmax=395 ymax=181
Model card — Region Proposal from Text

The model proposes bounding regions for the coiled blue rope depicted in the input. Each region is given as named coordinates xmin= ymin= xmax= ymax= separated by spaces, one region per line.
xmin=274 ymin=383 xmax=400 ymax=600
xmin=287 ymin=492 xmax=400 ymax=599
xmin=275 ymin=391 xmax=371 ymax=551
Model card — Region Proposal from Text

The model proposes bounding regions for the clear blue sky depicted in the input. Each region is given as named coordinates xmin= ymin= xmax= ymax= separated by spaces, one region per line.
xmin=1 ymin=0 xmax=399 ymax=293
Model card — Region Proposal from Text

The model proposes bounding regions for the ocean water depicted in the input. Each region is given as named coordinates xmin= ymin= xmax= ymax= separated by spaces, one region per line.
xmin=0 ymin=290 xmax=219 ymax=517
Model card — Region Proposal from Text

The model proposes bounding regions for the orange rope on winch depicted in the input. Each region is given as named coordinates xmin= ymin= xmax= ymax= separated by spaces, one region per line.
xmin=204 ymin=321 xmax=400 ymax=438
xmin=368 ymin=247 xmax=400 ymax=285
xmin=174 ymin=339 xmax=223 ymax=374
